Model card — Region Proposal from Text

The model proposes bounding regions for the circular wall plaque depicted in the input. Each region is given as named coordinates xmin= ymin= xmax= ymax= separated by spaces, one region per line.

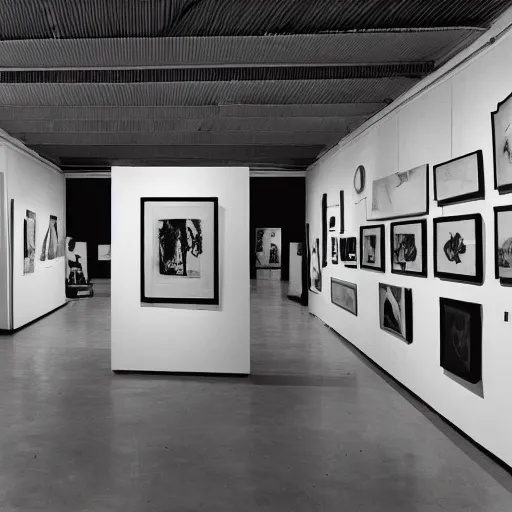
xmin=354 ymin=165 xmax=366 ymax=194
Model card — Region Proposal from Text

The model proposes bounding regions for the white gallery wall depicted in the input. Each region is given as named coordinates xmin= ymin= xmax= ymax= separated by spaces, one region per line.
xmin=111 ymin=166 xmax=250 ymax=374
xmin=307 ymin=25 xmax=512 ymax=465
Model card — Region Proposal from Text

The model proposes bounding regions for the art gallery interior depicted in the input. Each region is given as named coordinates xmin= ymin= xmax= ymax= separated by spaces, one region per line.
xmin=1 ymin=1 xmax=512 ymax=510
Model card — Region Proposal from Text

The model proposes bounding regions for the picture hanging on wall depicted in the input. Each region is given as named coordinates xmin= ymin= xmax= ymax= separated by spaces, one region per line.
xmin=321 ymin=194 xmax=328 ymax=268
xmin=329 ymin=216 xmax=336 ymax=232
xmin=378 ymin=283 xmax=413 ymax=344
xmin=66 ymin=237 xmax=88 ymax=285
xmin=40 ymin=214 xmax=64 ymax=261
xmin=433 ymin=214 xmax=483 ymax=285
xmin=23 ymin=210 xmax=36 ymax=275
xmin=98 ymin=244 xmax=111 ymax=261
xmin=491 ymin=92 xmax=512 ymax=194
xmin=360 ymin=225 xmax=385 ymax=272
xmin=440 ymin=297 xmax=482 ymax=384
xmin=354 ymin=165 xmax=366 ymax=195
xmin=331 ymin=237 xmax=338 ymax=264
xmin=339 ymin=191 xmax=345 ymax=234
xmin=340 ymin=237 xmax=357 ymax=268
xmin=311 ymin=237 xmax=322 ymax=292
xmin=369 ymin=164 xmax=429 ymax=221
xmin=306 ymin=223 xmax=311 ymax=290
xmin=141 ymin=197 xmax=219 ymax=305
xmin=255 ymin=227 xmax=281 ymax=269
xmin=390 ymin=219 xmax=427 ymax=277
xmin=494 ymin=205 xmax=512 ymax=285
xmin=433 ymin=150 xmax=485 ymax=206
xmin=331 ymin=278 xmax=357 ymax=316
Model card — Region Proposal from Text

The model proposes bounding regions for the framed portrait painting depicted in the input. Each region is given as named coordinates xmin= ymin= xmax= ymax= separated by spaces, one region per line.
xmin=360 ymin=225 xmax=385 ymax=272
xmin=379 ymin=283 xmax=413 ymax=344
xmin=331 ymin=278 xmax=357 ymax=316
xmin=390 ymin=219 xmax=427 ymax=277
xmin=494 ymin=205 xmax=512 ymax=285
xmin=141 ymin=197 xmax=219 ymax=305
xmin=492 ymin=92 xmax=512 ymax=194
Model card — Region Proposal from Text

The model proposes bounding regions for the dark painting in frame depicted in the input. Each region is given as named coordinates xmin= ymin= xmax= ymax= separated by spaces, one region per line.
xmin=360 ymin=224 xmax=385 ymax=272
xmin=378 ymin=283 xmax=413 ymax=344
xmin=331 ymin=237 xmax=338 ymax=264
xmin=494 ymin=205 xmax=512 ymax=286
xmin=390 ymin=219 xmax=427 ymax=278
xmin=306 ymin=223 xmax=311 ymax=289
xmin=331 ymin=278 xmax=357 ymax=316
xmin=321 ymin=194 xmax=328 ymax=268
xmin=339 ymin=190 xmax=345 ymax=234
xmin=491 ymin=92 xmax=512 ymax=195
xmin=340 ymin=237 xmax=357 ymax=268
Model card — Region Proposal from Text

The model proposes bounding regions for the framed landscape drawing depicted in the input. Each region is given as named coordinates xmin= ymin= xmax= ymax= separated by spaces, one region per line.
xmin=360 ymin=225 xmax=385 ymax=272
xmin=433 ymin=214 xmax=483 ymax=285
xmin=494 ymin=205 xmax=512 ymax=285
xmin=23 ymin=210 xmax=36 ymax=274
xmin=433 ymin=150 xmax=484 ymax=206
xmin=331 ymin=278 xmax=357 ymax=316
xmin=390 ymin=219 xmax=427 ymax=277
xmin=340 ymin=237 xmax=357 ymax=268
xmin=141 ymin=197 xmax=219 ymax=305
xmin=492 ymin=92 xmax=512 ymax=194
xmin=369 ymin=164 xmax=429 ymax=220
xmin=440 ymin=297 xmax=482 ymax=384
xmin=379 ymin=283 xmax=413 ymax=343
xmin=256 ymin=227 xmax=281 ymax=269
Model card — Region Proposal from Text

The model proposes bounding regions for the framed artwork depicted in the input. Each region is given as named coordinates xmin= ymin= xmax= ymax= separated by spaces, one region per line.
xmin=329 ymin=216 xmax=336 ymax=232
xmin=339 ymin=191 xmax=345 ymax=234
xmin=433 ymin=150 xmax=484 ymax=206
xmin=370 ymin=164 xmax=429 ymax=221
xmin=40 ymin=214 xmax=64 ymax=261
xmin=440 ymin=297 xmax=482 ymax=384
xmin=141 ymin=197 xmax=219 ymax=305
xmin=494 ymin=205 xmax=512 ymax=285
xmin=256 ymin=227 xmax=281 ymax=269
xmin=321 ymin=194 xmax=328 ymax=268
xmin=306 ymin=223 xmax=311 ymax=290
xmin=340 ymin=237 xmax=357 ymax=268
xmin=491 ymin=92 xmax=512 ymax=194
xmin=390 ymin=219 xmax=427 ymax=277
xmin=433 ymin=214 xmax=483 ymax=285
xmin=66 ymin=237 xmax=88 ymax=285
xmin=360 ymin=224 xmax=385 ymax=272
xmin=331 ymin=278 xmax=357 ymax=316
xmin=331 ymin=237 xmax=338 ymax=264
xmin=379 ymin=283 xmax=413 ymax=343
xmin=23 ymin=210 xmax=36 ymax=274
xmin=354 ymin=165 xmax=366 ymax=194
xmin=98 ymin=244 xmax=111 ymax=261
xmin=311 ymin=237 xmax=322 ymax=292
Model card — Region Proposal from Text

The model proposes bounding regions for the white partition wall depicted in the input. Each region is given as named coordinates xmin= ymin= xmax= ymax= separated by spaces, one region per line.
xmin=307 ymin=26 xmax=512 ymax=465
xmin=111 ymin=166 xmax=250 ymax=374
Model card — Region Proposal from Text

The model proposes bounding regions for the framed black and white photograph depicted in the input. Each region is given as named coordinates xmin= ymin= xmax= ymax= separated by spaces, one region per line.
xmin=360 ymin=225 xmax=385 ymax=272
xmin=492 ymin=92 xmax=512 ymax=195
xmin=66 ymin=237 xmax=88 ymax=285
xmin=339 ymin=191 xmax=345 ymax=234
xmin=390 ymin=219 xmax=427 ymax=277
xmin=329 ymin=215 xmax=336 ymax=232
xmin=40 ymin=214 xmax=64 ymax=261
xmin=23 ymin=209 xmax=36 ymax=275
xmin=440 ymin=297 xmax=482 ymax=384
xmin=255 ymin=227 xmax=281 ymax=269
xmin=331 ymin=278 xmax=357 ymax=316
xmin=141 ymin=197 xmax=219 ymax=305
xmin=494 ymin=205 xmax=512 ymax=285
xmin=433 ymin=214 xmax=483 ymax=285
xmin=433 ymin=150 xmax=485 ymax=206
xmin=311 ymin=237 xmax=322 ymax=292
xmin=306 ymin=223 xmax=311 ymax=290
xmin=340 ymin=237 xmax=357 ymax=268
xmin=379 ymin=283 xmax=413 ymax=343
xmin=322 ymin=194 xmax=328 ymax=268
xmin=331 ymin=237 xmax=338 ymax=264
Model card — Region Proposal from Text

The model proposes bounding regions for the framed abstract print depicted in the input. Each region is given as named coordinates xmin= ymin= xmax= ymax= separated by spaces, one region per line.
xmin=492 ymin=92 xmax=512 ymax=194
xmin=433 ymin=214 xmax=483 ymax=285
xmin=141 ymin=197 xmax=219 ymax=305
xmin=255 ymin=227 xmax=281 ymax=269
xmin=440 ymin=298 xmax=482 ymax=384
xmin=379 ymin=283 xmax=413 ymax=344
xmin=340 ymin=237 xmax=357 ymax=268
xmin=494 ymin=205 xmax=512 ymax=285
xmin=360 ymin=224 xmax=385 ymax=272
xmin=331 ymin=278 xmax=357 ymax=316
xmin=390 ymin=219 xmax=427 ymax=277
xmin=331 ymin=237 xmax=338 ymax=264
xmin=433 ymin=150 xmax=484 ymax=206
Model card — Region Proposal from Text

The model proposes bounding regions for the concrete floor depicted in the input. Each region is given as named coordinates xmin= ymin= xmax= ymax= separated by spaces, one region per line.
xmin=0 ymin=280 xmax=511 ymax=511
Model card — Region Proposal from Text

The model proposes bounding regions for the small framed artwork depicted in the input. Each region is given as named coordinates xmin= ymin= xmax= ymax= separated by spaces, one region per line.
xmin=379 ymin=283 xmax=413 ymax=343
xmin=98 ymin=244 xmax=111 ymax=261
xmin=255 ymin=227 xmax=281 ymax=269
xmin=329 ymin=216 xmax=336 ymax=232
xmin=306 ymin=223 xmax=311 ymax=289
xmin=311 ymin=237 xmax=322 ymax=292
xmin=339 ymin=191 xmax=345 ymax=234
xmin=331 ymin=237 xmax=338 ymax=264
xmin=23 ymin=209 xmax=36 ymax=275
xmin=440 ymin=297 xmax=482 ymax=384
xmin=491 ymin=92 xmax=512 ymax=194
xmin=340 ymin=237 xmax=357 ymax=268
xmin=494 ymin=205 xmax=512 ymax=285
xmin=390 ymin=219 xmax=427 ymax=277
xmin=433 ymin=214 xmax=483 ymax=285
xmin=433 ymin=150 xmax=484 ymax=206
xmin=360 ymin=224 xmax=385 ymax=272
xmin=141 ymin=197 xmax=219 ymax=305
xmin=321 ymin=194 xmax=328 ymax=268
xmin=331 ymin=278 xmax=357 ymax=316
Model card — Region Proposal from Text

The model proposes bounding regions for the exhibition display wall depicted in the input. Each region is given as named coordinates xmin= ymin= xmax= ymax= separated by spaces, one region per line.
xmin=306 ymin=27 xmax=512 ymax=466
xmin=111 ymin=166 xmax=250 ymax=374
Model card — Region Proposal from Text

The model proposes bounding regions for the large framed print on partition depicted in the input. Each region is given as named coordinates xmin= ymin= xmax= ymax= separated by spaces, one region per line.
xmin=433 ymin=214 xmax=483 ymax=285
xmin=255 ymin=227 xmax=281 ymax=269
xmin=360 ymin=224 xmax=385 ymax=272
xmin=141 ymin=197 xmax=219 ymax=305
xmin=494 ymin=205 xmax=512 ymax=285
xmin=379 ymin=283 xmax=413 ymax=344
xmin=433 ymin=150 xmax=484 ymax=206
xmin=492 ymin=92 xmax=512 ymax=194
xmin=390 ymin=219 xmax=427 ymax=277
xmin=369 ymin=164 xmax=428 ymax=220
xmin=331 ymin=278 xmax=357 ymax=316
xmin=440 ymin=297 xmax=482 ymax=384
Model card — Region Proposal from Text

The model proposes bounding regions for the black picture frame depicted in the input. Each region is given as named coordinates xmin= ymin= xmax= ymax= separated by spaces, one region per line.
xmin=491 ymin=92 xmax=512 ymax=195
xmin=331 ymin=237 xmax=339 ymax=264
xmin=354 ymin=165 xmax=366 ymax=194
xmin=360 ymin=224 xmax=385 ymax=272
xmin=440 ymin=297 xmax=482 ymax=384
xmin=321 ymin=193 xmax=328 ymax=268
xmin=390 ymin=219 xmax=427 ymax=278
xmin=339 ymin=190 xmax=345 ymax=234
xmin=140 ymin=197 xmax=219 ymax=305
xmin=378 ymin=283 xmax=413 ymax=344
xmin=331 ymin=278 xmax=357 ymax=316
xmin=306 ymin=223 xmax=311 ymax=289
xmin=433 ymin=214 xmax=483 ymax=285
xmin=433 ymin=150 xmax=485 ymax=206
xmin=494 ymin=205 xmax=512 ymax=286
xmin=340 ymin=237 xmax=357 ymax=268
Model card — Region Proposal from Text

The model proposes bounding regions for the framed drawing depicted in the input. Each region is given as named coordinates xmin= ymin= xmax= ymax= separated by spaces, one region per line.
xmin=379 ymin=283 xmax=413 ymax=343
xmin=492 ymin=92 xmax=512 ymax=194
xmin=494 ymin=205 xmax=512 ymax=285
xmin=141 ymin=197 xmax=219 ymax=305
xmin=256 ymin=227 xmax=281 ymax=269
xmin=354 ymin=165 xmax=366 ymax=195
xmin=40 ymin=214 xmax=64 ymax=261
xmin=23 ymin=210 xmax=36 ymax=274
xmin=321 ymin=194 xmax=328 ymax=268
xmin=340 ymin=237 xmax=357 ymax=268
xmin=331 ymin=237 xmax=338 ymax=264
xmin=370 ymin=164 xmax=429 ymax=220
xmin=433 ymin=150 xmax=484 ymax=206
xmin=331 ymin=278 xmax=357 ymax=316
xmin=311 ymin=237 xmax=322 ymax=292
xmin=360 ymin=225 xmax=385 ymax=272
xmin=329 ymin=216 xmax=336 ymax=232
xmin=433 ymin=214 xmax=483 ymax=285
xmin=440 ymin=297 xmax=482 ymax=384
xmin=390 ymin=219 xmax=427 ymax=277
xmin=339 ymin=191 xmax=345 ymax=234
xmin=98 ymin=244 xmax=111 ymax=261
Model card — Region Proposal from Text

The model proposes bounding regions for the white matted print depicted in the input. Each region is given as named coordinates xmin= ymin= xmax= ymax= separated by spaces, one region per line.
xmin=98 ymin=244 xmax=111 ymax=261
xmin=255 ymin=227 xmax=281 ymax=268
xmin=492 ymin=93 xmax=512 ymax=194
